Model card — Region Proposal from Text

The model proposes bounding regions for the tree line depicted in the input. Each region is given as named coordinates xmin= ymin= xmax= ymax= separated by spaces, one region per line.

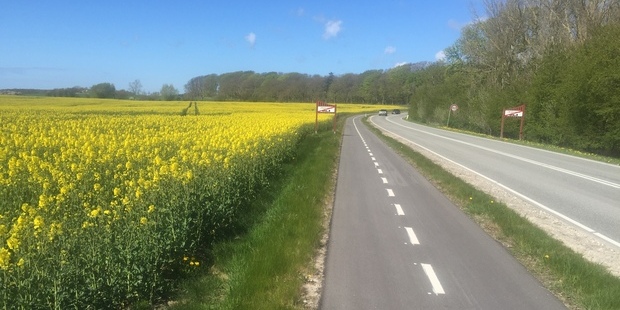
xmin=183 ymin=62 xmax=432 ymax=104
xmin=410 ymin=0 xmax=620 ymax=157
xmin=42 ymin=81 xmax=181 ymax=101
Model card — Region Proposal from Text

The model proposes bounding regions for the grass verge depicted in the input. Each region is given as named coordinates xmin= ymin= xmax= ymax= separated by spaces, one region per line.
xmin=364 ymin=117 xmax=620 ymax=310
xmin=167 ymin=119 xmax=343 ymax=310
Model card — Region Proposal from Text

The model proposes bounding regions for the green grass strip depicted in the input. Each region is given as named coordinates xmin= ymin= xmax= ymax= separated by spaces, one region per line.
xmin=364 ymin=118 xmax=620 ymax=310
xmin=168 ymin=119 xmax=343 ymax=310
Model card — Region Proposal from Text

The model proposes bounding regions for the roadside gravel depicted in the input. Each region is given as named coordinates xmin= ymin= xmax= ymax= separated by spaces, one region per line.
xmin=383 ymin=129 xmax=620 ymax=278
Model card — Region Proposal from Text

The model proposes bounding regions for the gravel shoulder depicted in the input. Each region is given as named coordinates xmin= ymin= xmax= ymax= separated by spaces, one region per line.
xmin=383 ymin=129 xmax=620 ymax=278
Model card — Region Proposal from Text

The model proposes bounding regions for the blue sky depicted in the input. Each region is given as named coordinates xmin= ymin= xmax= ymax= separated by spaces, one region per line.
xmin=0 ymin=0 xmax=485 ymax=93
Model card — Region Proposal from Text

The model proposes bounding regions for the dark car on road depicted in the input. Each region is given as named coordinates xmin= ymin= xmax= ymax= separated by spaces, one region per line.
xmin=392 ymin=109 xmax=401 ymax=114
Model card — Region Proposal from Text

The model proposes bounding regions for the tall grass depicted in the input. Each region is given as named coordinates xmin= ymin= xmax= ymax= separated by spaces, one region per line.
xmin=169 ymin=117 xmax=343 ymax=310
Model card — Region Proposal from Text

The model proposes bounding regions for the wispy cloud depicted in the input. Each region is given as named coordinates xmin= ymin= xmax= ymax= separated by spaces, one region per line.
xmin=394 ymin=62 xmax=408 ymax=68
xmin=384 ymin=46 xmax=396 ymax=54
xmin=245 ymin=32 xmax=256 ymax=47
xmin=296 ymin=7 xmax=305 ymax=16
xmin=323 ymin=20 xmax=342 ymax=39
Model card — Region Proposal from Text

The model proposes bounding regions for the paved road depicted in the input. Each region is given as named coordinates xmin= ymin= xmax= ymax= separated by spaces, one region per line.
xmin=320 ymin=116 xmax=566 ymax=309
xmin=370 ymin=114 xmax=620 ymax=247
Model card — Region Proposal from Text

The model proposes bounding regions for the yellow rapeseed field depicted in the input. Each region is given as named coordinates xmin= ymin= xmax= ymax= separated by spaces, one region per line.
xmin=0 ymin=96 xmax=402 ymax=308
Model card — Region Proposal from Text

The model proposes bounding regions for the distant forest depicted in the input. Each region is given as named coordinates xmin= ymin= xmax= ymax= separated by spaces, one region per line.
xmin=183 ymin=63 xmax=428 ymax=104
xmin=410 ymin=0 xmax=620 ymax=156
xmin=184 ymin=0 xmax=620 ymax=156
xmin=3 ymin=0 xmax=618 ymax=156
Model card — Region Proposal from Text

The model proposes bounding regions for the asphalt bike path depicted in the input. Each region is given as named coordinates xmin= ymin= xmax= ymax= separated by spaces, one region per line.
xmin=320 ymin=116 xmax=566 ymax=309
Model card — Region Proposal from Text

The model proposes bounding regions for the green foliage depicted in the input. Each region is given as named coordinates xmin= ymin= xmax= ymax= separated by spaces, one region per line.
xmin=160 ymin=84 xmax=179 ymax=101
xmin=409 ymin=4 xmax=620 ymax=157
xmin=90 ymin=83 xmax=116 ymax=98
xmin=170 ymin=115 xmax=342 ymax=310
xmin=184 ymin=67 xmax=424 ymax=104
xmin=528 ymin=25 xmax=620 ymax=155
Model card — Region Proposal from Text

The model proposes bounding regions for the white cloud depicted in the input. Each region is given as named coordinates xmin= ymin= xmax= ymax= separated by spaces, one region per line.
xmin=323 ymin=20 xmax=342 ymax=39
xmin=384 ymin=46 xmax=396 ymax=54
xmin=394 ymin=62 xmax=408 ymax=68
xmin=435 ymin=50 xmax=446 ymax=61
xmin=245 ymin=32 xmax=256 ymax=47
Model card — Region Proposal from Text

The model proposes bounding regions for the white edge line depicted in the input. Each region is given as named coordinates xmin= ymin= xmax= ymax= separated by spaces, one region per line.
xmin=594 ymin=233 xmax=620 ymax=248
xmin=421 ymin=263 xmax=445 ymax=295
xmin=370 ymin=118 xmax=620 ymax=249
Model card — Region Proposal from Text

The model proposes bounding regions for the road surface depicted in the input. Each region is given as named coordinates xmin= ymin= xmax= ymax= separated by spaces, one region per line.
xmin=371 ymin=113 xmax=620 ymax=248
xmin=320 ymin=116 xmax=567 ymax=309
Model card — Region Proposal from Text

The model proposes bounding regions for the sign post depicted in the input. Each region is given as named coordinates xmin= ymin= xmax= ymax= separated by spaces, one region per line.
xmin=500 ymin=104 xmax=526 ymax=139
xmin=315 ymin=101 xmax=337 ymax=133
xmin=447 ymin=104 xmax=458 ymax=127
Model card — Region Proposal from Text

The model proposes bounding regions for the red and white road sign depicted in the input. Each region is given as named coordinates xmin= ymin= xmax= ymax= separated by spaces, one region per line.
xmin=500 ymin=104 xmax=526 ymax=139
xmin=504 ymin=109 xmax=523 ymax=117
xmin=317 ymin=105 xmax=336 ymax=113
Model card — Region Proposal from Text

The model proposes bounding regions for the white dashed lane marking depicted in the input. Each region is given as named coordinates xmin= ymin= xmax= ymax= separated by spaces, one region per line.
xmin=405 ymin=227 xmax=420 ymax=245
xmin=356 ymin=117 xmax=448 ymax=298
xmin=394 ymin=204 xmax=404 ymax=215
xmin=421 ymin=263 xmax=445 ymax=295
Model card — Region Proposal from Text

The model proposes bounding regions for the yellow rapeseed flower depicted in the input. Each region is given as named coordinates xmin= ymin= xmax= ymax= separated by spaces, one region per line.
xmin=89 ymin=208 xmax=100 ymax=218
xmin=0 ymin=98 xmax=398 ymax=295
xmin=6 ymin=235 xmax=19 ymax=250
xmin=33 ymin=216 xmax=44 ymax=230
xmin=0 ymin=248 xmax=11 ymax=270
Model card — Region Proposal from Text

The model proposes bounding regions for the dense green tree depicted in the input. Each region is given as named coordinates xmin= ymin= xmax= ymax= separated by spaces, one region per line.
xmin=90 ymin=83 xmax=116 ymax=98
xmin=115 ymin=89 xmax=132 ymax=100
xmin=47 ymin=86 xmax=87 ymax=97
xmin=184 ymin=74 xmax=218 ymax=100
xmin=160 ymin=84 xmax=179 ymax=101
